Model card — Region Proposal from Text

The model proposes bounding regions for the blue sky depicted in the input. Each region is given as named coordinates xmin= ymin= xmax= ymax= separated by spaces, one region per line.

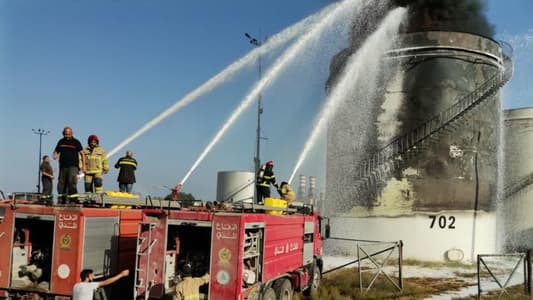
xmin=1 ymin=0 xmax=531 ymax=200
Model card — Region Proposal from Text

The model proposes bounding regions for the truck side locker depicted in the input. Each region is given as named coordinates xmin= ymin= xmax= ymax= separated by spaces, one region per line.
xmin=242 ymin=222 xmax=265 ymax=289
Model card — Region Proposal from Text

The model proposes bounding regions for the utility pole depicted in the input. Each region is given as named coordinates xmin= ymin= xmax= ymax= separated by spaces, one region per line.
xmin=33 ymin=128 xmax=50 ymax=193
xmin=245 ymin=32 xmax=264 ymax=182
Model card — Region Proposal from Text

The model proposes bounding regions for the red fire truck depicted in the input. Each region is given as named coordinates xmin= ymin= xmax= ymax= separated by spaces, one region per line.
xmin=0 ymin=193 xmax=328 ymax=300
xmin=134 ymin=199 xmax=329 ymax=300
xmin=0 ymin=193 xmax=179 ymax=300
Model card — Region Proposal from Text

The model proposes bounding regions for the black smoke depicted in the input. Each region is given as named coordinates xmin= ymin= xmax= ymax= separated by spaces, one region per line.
xmin=395 ymin=0 xmax=494 ymax=37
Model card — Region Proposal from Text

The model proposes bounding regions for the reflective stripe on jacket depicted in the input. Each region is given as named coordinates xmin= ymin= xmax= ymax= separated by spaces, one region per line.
xmin=257 ymin=164 xmax=276 ymax=187
xmin=115 ymin=157 xmax=137 ymax=184
xmin=81 ymin=146 xmax=109 ymax=175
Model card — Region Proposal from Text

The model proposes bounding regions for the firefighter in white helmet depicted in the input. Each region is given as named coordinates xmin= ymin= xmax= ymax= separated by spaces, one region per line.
xmin=80 ymin=134 xmax=109 ymax=194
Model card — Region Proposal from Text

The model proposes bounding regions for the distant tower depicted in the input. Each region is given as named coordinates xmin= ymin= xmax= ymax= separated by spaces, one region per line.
xmin=298 ymin=174 xmax=306 ymax=201
xmin=308 ymin=176 xmax=316 ymax=205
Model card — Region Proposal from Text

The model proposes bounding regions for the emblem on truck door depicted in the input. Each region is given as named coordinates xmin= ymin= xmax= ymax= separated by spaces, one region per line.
xmin=60 ymin=233 xmax=72 ymax=249
xmin=218 ymin=247 xmax=231 ymax=264
xmin=216 ymin=270 xmax=230 ymax=285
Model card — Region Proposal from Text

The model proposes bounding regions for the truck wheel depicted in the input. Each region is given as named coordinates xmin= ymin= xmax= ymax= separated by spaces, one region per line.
xmin=302 ymin=264 xmax=320 ymax=298
xmin=273 ymin=278 xmax=293 ymax=300
xmin=262 ymin=287 xmax=276 ymax=300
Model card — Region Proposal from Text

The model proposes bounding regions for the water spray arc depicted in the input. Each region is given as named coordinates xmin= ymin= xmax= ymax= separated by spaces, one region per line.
xmin=178 ymin=0 xmax=363 ymax=187
xmin=288 ymin=7 xmax=408 ymax=185
xmin=107 ymin=4 xmax=339 ymax=159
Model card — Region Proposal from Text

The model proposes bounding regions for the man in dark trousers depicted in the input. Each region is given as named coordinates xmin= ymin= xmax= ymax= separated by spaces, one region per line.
xmin=256 ymin=160 xmax=277 ymax=204
xmin=53 ymin=127 xmax=84 ymax=204
xmin=40 ymin=155 xmax=54 ymax=203
xmin=114 ymin=150 xmax=137 ymax=193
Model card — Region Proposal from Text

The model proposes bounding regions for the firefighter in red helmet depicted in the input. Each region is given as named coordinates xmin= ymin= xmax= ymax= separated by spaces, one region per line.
xmin=256 ymin=160 xmax=277 ymax=204
xmin=80 ymin=134 xmax=109 ymax=194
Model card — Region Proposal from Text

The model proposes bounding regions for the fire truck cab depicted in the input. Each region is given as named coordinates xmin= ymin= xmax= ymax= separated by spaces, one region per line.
xmin=135 ymin=200 xmax=329 ymax=300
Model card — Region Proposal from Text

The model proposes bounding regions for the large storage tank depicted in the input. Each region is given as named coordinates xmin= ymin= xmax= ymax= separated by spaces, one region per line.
xmin=324 ymin=2 xmax=511 ymax=261
xmin=503 ymin=107 xmax=533 ymax=250
xmin=216 ymin=171 xmax=254 ymax=203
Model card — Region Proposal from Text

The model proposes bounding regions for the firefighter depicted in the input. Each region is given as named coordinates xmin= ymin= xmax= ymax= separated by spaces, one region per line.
xmin=114 ymin=150 xmax=137 ymax=193
xmin=53 ymin=127 xmax=84 ymax=204
xmin=39 ymin=155 xmax=54 ymax=203
xmin=174 ymin=263 xmax=209 ymax=300
xmin=277 ymin=181 xmax=295 ymax=203
xmin=256 ymin=160 xmax=277 ymax=204
xmin=81 ymin=134 xmax=109 ymax=194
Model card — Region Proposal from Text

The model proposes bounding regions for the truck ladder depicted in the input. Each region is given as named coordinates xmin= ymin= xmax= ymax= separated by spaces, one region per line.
xmin=355 ymin=46 xmax=514 ymax=189
xmin=134 ymin=222 xmax=157 ymax=300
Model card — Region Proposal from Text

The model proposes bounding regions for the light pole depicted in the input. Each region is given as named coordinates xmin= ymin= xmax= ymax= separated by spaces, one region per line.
xmin=33 ymin=128 xmax=50 ymax=193
xmin=245 ymin=32 xmax=264 ymax=179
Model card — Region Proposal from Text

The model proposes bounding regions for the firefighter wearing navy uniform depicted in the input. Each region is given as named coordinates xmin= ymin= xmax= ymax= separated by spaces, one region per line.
xmin=256 ymin=160 xmax=277 ymax=204
xmin=81 ymin=134 xmax=109 ymax=194
xmin=53 ymin=126 xmax=84 ymax=204
xmin=115 ymin=150 xmax=137 ymax=193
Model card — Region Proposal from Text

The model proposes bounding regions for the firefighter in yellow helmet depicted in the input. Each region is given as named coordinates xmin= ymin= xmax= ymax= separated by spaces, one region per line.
xmin=80 ymin=134 xmax=109 ymax=194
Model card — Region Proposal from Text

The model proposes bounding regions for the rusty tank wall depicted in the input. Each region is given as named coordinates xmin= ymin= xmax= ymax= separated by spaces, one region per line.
xmin=324 ymin=31 xmax=506 ymax=261
xmin=326 ymin=31 xmax=504 ymax=216
xmin=503 ymin=107 xmax=533 ymax=250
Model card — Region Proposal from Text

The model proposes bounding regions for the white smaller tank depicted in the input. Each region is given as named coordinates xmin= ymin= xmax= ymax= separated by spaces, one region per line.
xmin=216 ymin=171 xmax=255 ymax=203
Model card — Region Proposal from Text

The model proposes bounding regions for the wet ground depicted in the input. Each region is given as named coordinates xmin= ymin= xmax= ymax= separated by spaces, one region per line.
xmin=323 ymin=256 xmax=528 ymax=299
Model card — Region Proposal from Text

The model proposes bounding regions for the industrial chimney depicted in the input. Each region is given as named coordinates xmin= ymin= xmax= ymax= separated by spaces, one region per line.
xmin=298 ymin=174 xmax=306 ymax=201
xmin=308 ymin=176 xmax=316 ymax=205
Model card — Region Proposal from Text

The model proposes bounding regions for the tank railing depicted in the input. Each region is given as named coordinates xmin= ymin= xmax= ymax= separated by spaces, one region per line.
xmin=499 ymin=40 xmax=514 ymax=63
xmin=356 ymin=53 xmax=513 ymax=186
xmin=504 ymin=172 xmax=533 ymax=198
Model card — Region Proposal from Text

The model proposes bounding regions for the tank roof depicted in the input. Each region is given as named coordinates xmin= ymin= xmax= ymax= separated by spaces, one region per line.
xmin=504 ymin=106 xmax=533 ymax=120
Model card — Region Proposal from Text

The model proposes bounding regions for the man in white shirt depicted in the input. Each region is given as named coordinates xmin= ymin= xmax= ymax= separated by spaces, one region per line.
xmin=72 ymin=269 xmax=129 ymax=300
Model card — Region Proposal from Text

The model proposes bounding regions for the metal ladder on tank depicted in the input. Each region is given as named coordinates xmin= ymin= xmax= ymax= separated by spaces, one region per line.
xmin=134 ymin=222 xmax=157 ymax=300
xmin=504 ymin=172 xmax=533 ymax=198
xmin=355 ymin=49 xmax=514 ymax=188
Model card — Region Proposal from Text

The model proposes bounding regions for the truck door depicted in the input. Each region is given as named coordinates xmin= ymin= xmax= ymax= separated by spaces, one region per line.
xmin=210 ymin=215 xmax=242 ymax=299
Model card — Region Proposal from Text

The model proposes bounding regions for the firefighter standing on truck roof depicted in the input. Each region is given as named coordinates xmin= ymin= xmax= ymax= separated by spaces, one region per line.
xmin=115 ymin=150 xmax=137 ymax=193
xmin=53 ymin=126 xmax=85 ymax=204
xmin=40 ymin=155 xmax=54 ymax=203
xmin=81 ymin=134 xmax=109 ymax=194
xmin=256 ymin=160 xmax=277 ymax=205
